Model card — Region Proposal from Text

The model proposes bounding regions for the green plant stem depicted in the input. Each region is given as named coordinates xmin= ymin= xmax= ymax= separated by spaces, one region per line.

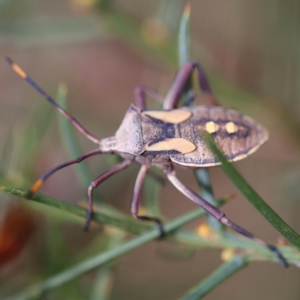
xmin=179 ymin=256 xmax=248 ymax=300
xmin=2 ymin=185 xmax=300 ymax=300
xmin=90 ymin=229 xmax=126 ymax=300
xmin=204 ymin=133 xmax=300 ymax=248
xmin=178 ymin=3 xmax=190 ymax=67
xmin=178 ymin=3 xmax=222 ymax=232
xmin=5 ymin=206 xmax=222 ymax=300
xmin=56 ymin=84 xmax=94 ymax=190
xmin=0 ymin=186 xmax=147 ymax=234
xmin=56 ymin=83 xmax=123 ymax=299
xmin=0 ymin=185 xmax=228 ymax=236
xmin=174 ymin=230 xmax=300 ymax=264
xmin=195 ymin=169 xmax=223 ymax=232
xmin=143 ymin=173 xmax=163 ymax=222
xmin=2 ymin=185 xmax=299 ymax=263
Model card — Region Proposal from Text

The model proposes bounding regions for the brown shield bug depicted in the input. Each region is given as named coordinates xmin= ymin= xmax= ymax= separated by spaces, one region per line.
xmin=6 ymin=57 xmax=287 ymax=267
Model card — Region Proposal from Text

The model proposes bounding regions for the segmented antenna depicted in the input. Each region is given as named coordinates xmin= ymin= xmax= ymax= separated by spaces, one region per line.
xmin=6 ymin=57 xmax=100 ymax=144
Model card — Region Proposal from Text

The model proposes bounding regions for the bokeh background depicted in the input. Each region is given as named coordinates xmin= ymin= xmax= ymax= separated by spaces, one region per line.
xmin=0 ymin=0 xmax=300 ymax=299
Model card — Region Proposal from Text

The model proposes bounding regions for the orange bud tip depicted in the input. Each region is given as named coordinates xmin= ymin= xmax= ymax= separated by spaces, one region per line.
xmin=58 ymin=82 xmax=68 ymax=95
xmin=196 ymin=222 xmax=212 ymax=238
xmin=29 ymin=179 xmax=43 ymax=194
xmin=0 ymin=186 xmax=3 ymax=190
xmin=221 ymin=248 xmax=235 ymax=262
xmin=226 ymin=193 xmax=237 ymax=202
xmin=183 ymin=2 xmax=191 ymax=18
xmin=277 ymin=236 xmax=289 ymax=246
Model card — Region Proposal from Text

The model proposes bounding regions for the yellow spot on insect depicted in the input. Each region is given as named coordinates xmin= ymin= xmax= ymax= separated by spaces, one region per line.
xmin=277 ymin=236 xmax=289 ymax=246
xmin=225 ymin=122 xmax=239 ymax=134
xmin=196 ymin=223 xmax=212 ymax=238
xmin=221 ymin=248 xmax=236 ymax=262
xmin=205 ymin=121 xmax=219 ymax=134
xmin=29 ymin=179 xmax=43 ymax=194
xmin=183 ymin=1 xmax=191 ymax=18
xmin=145 ymin=138 xmax=196 ymax=154
xmin=12 ymin=63 xmax=27 ymax=79
xmin=142 ymin=109 xmax=192 ymax=124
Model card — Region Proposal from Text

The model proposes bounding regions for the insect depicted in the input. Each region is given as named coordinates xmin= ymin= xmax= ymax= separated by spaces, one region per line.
xmin=6 ymin=57 xmax=288 ymax=267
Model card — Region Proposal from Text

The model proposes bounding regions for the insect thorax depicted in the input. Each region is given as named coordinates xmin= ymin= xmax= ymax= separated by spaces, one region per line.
xmin=100 ymin=105 xmax=144 ymax=155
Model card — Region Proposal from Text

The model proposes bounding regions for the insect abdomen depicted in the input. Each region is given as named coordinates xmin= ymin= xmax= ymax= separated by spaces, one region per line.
xmin=170 ymin=106 xmax=269 ymax=167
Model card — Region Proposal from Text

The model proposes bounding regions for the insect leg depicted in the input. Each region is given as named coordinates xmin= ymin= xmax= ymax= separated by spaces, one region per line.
xmin=84 ymin=159 xmax=132 ymax=231
xmin=166 ymin=169 xmax=288 ymax=267
xmin=6 ymin=57 xmax=100 ymax=144
xmin=29 ymin=149 xmax=102 ymax=195
xmin=134 ymin=85 xmax=164 ymax=110
xmin=131 ymin=165 xmax=165 ymax=236
xmin=163 ymin=61 xmax=218 ymax=109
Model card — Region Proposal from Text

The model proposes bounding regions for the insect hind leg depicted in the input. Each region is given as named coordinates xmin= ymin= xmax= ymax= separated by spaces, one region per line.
xmin=166 ymin=169 xmax=288 ymax=267
xmin=220 ymin=216 xmax=288 ymax=267
xmin=131 ymin=165 xmax=165 ymax=237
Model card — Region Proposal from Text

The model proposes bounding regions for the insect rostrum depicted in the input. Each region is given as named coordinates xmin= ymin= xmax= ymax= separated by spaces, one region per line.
xmin=6 ymin=57 xmax=288 ymax=267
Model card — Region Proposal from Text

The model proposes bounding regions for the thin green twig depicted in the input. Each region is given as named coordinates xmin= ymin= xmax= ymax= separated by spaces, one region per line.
xmin=178 ymin=2 xmax=190 ymax=67
xmin=2 ymin=184 xmax=300 ymax=300
xmin=56 ymin=83 xmax=95 ymax=190
xmin=0 ymin=186 xmax=147 ymax=234
xmin=90 ymin=228 xmax=126 ymax=300
xmin=179 ymin=256 xmax=248 ymax=300
xmin=56 ymin=83 xmax=122 ymax=299
xmin=204 ymin=133 xmax=300 ymax=249
xmin=178 ymin=2 xmax=222 ymax=232
xmin=4 ymin=205 xmax=224 ymax=300
xmin=0 ymin=185 xmax=228 ymax=236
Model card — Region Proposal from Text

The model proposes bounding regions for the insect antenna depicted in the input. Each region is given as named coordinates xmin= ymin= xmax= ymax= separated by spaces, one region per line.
xmin=5 ymin=57 xmax=100 ymax=145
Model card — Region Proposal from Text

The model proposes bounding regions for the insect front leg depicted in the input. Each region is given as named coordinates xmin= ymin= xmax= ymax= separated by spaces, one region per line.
xmin=131 ymin=165 xmax=165 ymax=236
xmin=84 ymin=159 xmax=132 ymax=231
xmin=134 ymin=84 xmax=164 ymax=110
xmin=165 ymin=169 xmax=288 ymax=267
xmin=163 ymin=61 xmax=218 ymax=109
xmin=28 ymin=149 xmax=102 ymax=195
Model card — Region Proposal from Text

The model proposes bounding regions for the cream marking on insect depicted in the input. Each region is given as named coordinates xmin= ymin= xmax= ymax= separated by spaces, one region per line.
xmin=169 ymin=158 xmax=220 ymax=167
xmin=142 ymin=109 xmax=192 ymax=124
xmin=145 ymin=138 xmax=196 ymax=154
xmin=205 ymin=121 xmax=219 ymax=134
xmin=247 ymin=143 xmax=262 ymax=156
xmin=231 ymin=153 xmax=248 ymax=162
xmin=225 ymin=122 xmax=239 ymax=134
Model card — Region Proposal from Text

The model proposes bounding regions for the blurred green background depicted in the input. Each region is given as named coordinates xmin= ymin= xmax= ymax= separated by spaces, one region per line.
xmin=0 ymin=0 xmax=300 ymax=299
